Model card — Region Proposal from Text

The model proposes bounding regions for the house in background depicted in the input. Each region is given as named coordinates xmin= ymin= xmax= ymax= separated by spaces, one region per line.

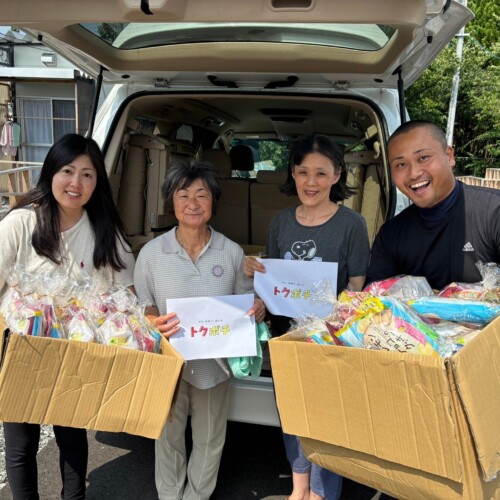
xmin=0 ymin=26 xmax=95 ymax=207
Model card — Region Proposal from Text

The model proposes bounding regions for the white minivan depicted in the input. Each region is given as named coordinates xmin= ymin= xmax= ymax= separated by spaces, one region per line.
xmin=6 ymin=0 xmax=473 ymax=426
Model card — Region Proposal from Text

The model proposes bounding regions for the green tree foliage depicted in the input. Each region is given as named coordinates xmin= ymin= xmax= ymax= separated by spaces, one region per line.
xmin=97 ymin=23 xmax=126 ymax=45
xmin=258 ymin=141 xmax=289 ymax=171
xmin=406 ymin=3 xmax=500 ymax=177
xmin=468 ymin=0 xmax=499 ymax=48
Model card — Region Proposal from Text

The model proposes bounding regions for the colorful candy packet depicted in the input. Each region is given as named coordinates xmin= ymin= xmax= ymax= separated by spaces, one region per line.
xmin=409 ymin=296 xmax=500 ymax=325
xmin=335 ymin=297 xmax=441 ymax=356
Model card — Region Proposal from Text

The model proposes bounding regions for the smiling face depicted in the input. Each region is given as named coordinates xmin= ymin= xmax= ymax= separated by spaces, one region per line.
xmin=389 ymin=126 xmax=456 ymax=209
xmin=173 ymin=177 xmax=213 ymax=229
xmin=291 ymin=152 xmax=340 ymax=209
xmin=51 ymin=154 xmax=97 ymax=218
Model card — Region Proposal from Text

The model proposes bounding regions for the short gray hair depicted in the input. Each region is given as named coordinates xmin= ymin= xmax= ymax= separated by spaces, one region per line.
xmin=162 ymin=159 xmax=222 ymax=215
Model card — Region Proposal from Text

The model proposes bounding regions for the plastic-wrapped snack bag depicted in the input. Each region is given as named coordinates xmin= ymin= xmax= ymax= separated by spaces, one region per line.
xmin=476 ymin=261 xmax=500 ymax=291
xmin=38 ymin=270 xmax=71 ymax=302
xmin=98 ymin=312 xmax=139 ymax=349
xmin=409 ymin=296 xmax=500 ymax=325
xmin=108 ymin=286 xmax=138 ymax=313
xmin=332 ymin=291 xmax=373 ymax=325
xmin=15 ymin=309 xmax=43 ymax=337
xmin=364 ymin=275 xmax=433 ymax=299
xmin=305 ymin=330 xmax=335 ymax=345
xmin=438 ymin=282 xmax=486 ymax=301
xmin=438 ymin=262 xmax=500 ymax=303
xmin=65 ymin=309 xmax=96 ymax=342
xmin=143 ymin=317 xmax=162 ymax=353
xmin=363 ymin=276 xmax=401 ymax=296
xmin=324 ymin=322 xmax=346 ymax=346
xmin=13 ymin=266 xmax=40 ymax=298
xmin=336 ymin=297 xmax=440 ymax=356
xmin=289 ymin=314 xmax=329 ymax=338
xmin=1 ymin=289 xmax=43 ymax=337
xmin=452 ymin=330 xmax=481 ymax=352
xmin=39 ymin=298 xmax=65 ymax=339
xmin=422 ymin=316 xmax=482 ymax=356
xmin=477 ymin=261 xmax=500 ymax=303
xmin=127 ymin=314 xmax=161 ymax=353
xmin=71 ymin=283 xmax=109 ymax=325
xmin=334 ymin=296 xmax=387 ymax=348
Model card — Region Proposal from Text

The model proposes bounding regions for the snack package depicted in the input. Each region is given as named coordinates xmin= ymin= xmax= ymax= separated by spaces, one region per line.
xmin=335 ymin=297 xmax=440 ymax=356
xmin=39 ymin=298 xmax=65 ymax=339
xmin=65 ymin=310 xmax=96 ymax=342
xmin=333 ymin=296 xmax=387 ymax=347
xmin=364 ymin=275 xmax=434 ymax=299
xmin=305 ymin=330 xmax=335 ymax=345
xmin=127 ymin=314 xmax=162 ymax=353
xmin=1 ymin=288 xmax=43 ymax=337
xmin=97 ymin=312 xmax=139 ymax=349
xmin=437 ymin=262 xmax=500 ymax=303
xmin=1 ymin=269 xmax=161 ymax=352
xmin=422 ymin=316 xmax=482 ymax=357
xmin=438 ymin=282 xmax=487 ymax=301
xmin=326 ymin=291 xmax=373 ymax=332
xmin=476 ymin=261 xmax=500 ymax=292
xmin=409 ymin=296 xmax=500 ymax=325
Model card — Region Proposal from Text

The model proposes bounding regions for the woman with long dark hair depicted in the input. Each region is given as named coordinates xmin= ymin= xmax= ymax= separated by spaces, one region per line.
xmin=0 ymin=133 xmax=135 ymax=499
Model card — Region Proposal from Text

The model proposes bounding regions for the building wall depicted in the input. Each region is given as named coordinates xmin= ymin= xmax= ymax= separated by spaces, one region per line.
xmin=14 ymin=44 xmax=76 ymax=69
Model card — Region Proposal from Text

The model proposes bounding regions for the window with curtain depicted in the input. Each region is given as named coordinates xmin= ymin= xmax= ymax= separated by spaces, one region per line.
xmin=17 ymin=97 xmax=76 ymax=183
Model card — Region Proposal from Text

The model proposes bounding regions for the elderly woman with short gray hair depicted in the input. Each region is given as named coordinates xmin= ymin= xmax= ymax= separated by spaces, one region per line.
xmin=134 ymin=159 xmax=265 ymax=500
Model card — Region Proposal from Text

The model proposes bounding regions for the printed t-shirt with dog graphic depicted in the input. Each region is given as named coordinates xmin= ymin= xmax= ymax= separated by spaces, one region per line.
xmin=266 ymin=204 xmax=370 ymax=335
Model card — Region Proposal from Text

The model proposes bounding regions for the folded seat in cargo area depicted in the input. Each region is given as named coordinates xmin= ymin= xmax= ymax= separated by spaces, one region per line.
xmin=343 ymin=150 xmax=386 ymax=246
xmin=202 ymin=148 xmax=251 ymax=245
xmin=115 ymin=134 xmax=193 ymax=256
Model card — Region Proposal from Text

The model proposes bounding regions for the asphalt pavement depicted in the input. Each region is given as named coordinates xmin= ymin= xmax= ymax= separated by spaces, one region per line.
xmin=0 ymin=421 xmax=380 ymax=499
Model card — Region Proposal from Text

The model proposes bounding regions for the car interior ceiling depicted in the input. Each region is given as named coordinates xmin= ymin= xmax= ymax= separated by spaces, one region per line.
xmin=108 ymin=93 xmax=387 ymax=259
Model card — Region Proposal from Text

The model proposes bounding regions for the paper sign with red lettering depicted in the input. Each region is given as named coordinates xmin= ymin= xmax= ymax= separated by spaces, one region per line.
xmin=166 ymin=294 xmax=256 ymax=360
xmin=254 ymin=258 xmax=337 ymax=318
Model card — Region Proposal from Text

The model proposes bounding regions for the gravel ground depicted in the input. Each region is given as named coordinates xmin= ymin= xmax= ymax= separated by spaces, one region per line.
xmin=0 ymin=424 xmax=55 ymax=490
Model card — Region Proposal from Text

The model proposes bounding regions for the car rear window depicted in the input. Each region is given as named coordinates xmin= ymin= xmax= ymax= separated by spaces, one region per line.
xmin=80 ymin=22 xmax=396 ymax=52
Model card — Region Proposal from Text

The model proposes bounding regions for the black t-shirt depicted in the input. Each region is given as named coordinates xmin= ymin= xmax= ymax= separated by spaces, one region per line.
xmin=366 ymin=182 xmax=500 ymax=290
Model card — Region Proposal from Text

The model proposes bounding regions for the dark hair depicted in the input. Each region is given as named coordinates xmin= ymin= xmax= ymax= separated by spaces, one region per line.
xmin=13 ymin=133 xmax=129 ymax=270
xmin=281 ymin=134 xmax=354 ymax=202
xmin=388 ymin=120 xmax=448 ymax=152
xmin=162 ymin=159 xmax=222 ymax=215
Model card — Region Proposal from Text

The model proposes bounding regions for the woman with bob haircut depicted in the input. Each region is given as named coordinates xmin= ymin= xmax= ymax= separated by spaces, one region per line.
xmin=244 ymin=133 xmax=370 ymax=500
xmin=134 ymin=158 xmax=266 ymax=500
xmin=0 ymin=133 xmax=135 ymax=500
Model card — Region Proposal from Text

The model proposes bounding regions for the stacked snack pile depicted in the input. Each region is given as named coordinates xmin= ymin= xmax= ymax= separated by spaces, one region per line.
xmin=0 ymin=266 xmax=161 ymax=353
xmin=290 ymin=262 xmax=500 ymax=358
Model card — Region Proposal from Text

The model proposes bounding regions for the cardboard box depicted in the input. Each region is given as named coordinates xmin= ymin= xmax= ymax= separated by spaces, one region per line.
xmin=0 ymin=315 xmax=184 ymax=439
xmin=269 ymin=316 xmax=500 ymax=499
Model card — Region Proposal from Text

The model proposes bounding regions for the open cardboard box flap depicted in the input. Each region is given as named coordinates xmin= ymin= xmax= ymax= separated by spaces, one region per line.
xmin=0 ymin=325 xmax=184 ymax=439
xmin=449 ymin=317 xmax=500 ymax=481
xmin=270 ymin=335 xmax=462 ymax=481
xmin=270 ymin=316 xmax=500 ymax=484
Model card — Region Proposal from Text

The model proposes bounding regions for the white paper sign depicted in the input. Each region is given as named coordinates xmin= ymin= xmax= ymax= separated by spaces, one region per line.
xmin=166 ymin=294 xmax=256 ymax=361
xmin=254 ymin=259 xmax=337 ymax=318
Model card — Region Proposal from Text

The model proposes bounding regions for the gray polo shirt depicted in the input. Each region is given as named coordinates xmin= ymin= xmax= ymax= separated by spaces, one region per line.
xmin=134 ymin=226 xmax=254 ymax=389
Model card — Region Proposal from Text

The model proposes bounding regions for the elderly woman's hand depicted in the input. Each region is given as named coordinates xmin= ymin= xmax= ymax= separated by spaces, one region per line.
xmin=248 ymin=298 xmax=267 ymax=323
xmin=145 ymin=307 xmax=180 ymax=339
xmin=243 ymin=256 xmax=267 ymax=278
